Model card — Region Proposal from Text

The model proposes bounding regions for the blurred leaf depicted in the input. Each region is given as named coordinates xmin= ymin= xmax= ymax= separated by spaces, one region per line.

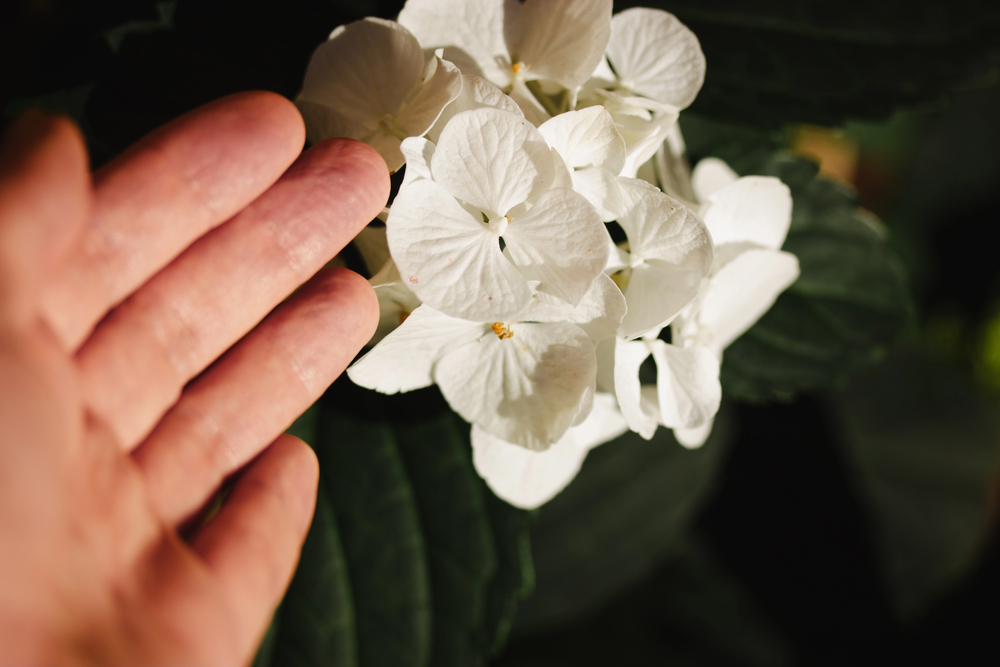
xmin=650 ymin=537 xmax=794 ymax=667
xmin=481 ymin=491 xmax=535 ymax=657
xmin=513 ymin=403 xmax=735 ymax=633
xmin=719 ymin=152 xmax=914 ymax=402
xmin=620 ymin=0 xmax=1000 ymax=128
xmin=498 ymin=536 xmax=792 ymax=667
xmin=831 ymin=349 xmax=1000 ymax=620
xmin=271 ymin=489 xmax=358 ymax=666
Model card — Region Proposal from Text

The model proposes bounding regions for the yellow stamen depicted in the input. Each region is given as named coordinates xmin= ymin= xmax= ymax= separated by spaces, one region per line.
xmin=492 ymin=322 xmax=513 ymax=340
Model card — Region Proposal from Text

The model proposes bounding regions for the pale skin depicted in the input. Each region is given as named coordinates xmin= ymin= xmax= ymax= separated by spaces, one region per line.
xmin=0 ymin=92 xmax=389 ymax=665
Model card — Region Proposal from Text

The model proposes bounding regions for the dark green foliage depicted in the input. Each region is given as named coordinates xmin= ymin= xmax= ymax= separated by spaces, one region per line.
xmin=394 ymin=415 xmax=498 ymax=667
xmin=622 ymin=0 xmax=1000 ymax=127
xmin=270 ymin=490 xmax=358 ymax=666
xmin=514 ymin=403 xmax=735 ymax=632
xmin=719 ymin=153 xmax=914 ymax=402
xmin=497 ymin=537 xmax=794 ymax=667
xmin=314 ymin=405 xmax=433 ymax=667
xmin=262 ymin=383 xmax=534 ymax=666
xmin=832 ymin=350 xmax=1000 ymax=620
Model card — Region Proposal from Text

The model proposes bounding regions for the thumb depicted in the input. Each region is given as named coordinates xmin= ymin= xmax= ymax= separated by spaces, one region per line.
xmin=0 ymin=112 xmax=90 ymax=328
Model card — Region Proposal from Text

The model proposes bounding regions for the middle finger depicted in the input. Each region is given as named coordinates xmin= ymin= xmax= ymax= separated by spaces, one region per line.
xmin=76 ymin=138 xmax=388 ymax=448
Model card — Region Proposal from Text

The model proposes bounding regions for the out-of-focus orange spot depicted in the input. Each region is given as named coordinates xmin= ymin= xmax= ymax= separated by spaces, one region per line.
xmin=791 ymin=125 xmax=860 ymax=186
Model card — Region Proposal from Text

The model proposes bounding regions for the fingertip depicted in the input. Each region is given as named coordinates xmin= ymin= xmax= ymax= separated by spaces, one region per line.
xmin=0 ymin=111 xmax=90 ymax=316
xmin=316 ymin=266 xmax=380 ymax=346
xmin=310 ymin=137 xmax=391 ymax=226
xmin=221 ymin=91 xmax=306 ymax=155
xmin=269 ymin=433 xmax=320 ymax=534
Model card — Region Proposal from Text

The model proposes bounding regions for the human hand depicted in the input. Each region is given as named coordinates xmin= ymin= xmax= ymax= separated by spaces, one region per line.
xmin=0 ymin=93 xmax=388 ymax=665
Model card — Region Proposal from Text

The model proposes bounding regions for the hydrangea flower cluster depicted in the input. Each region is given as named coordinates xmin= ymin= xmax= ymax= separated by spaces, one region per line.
xmin=299 ymin=0 xmax=800 ymax=509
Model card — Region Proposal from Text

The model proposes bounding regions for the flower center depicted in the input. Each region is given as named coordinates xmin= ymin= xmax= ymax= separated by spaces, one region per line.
xmin=491 ymin=322 xmax=513 ymax=340
xmin=489 ymin=215 xmax=510 ymax=236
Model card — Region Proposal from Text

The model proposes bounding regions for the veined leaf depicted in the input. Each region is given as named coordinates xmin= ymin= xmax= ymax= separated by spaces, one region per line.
xmin=720 ymin=152 xmax=914 ymax=402
xmin=271 ymin=488 xmax=358 ymax=666
xmin=314 ymin=401 xmax=433 ymax=667
xmin=395 ymin=413 xmax=498 ymax=667
xmin=267 ymin=383 xmax=533 ymax=666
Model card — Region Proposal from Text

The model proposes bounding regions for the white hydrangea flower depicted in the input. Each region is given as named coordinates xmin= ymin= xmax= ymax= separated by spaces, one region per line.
xmin=398 ymin=0 xmax=613 ymax=123
xmin=600 ymin=8 xmax=706 ymax=111
xmin=349 ymin=300 xmax=617 ymax=450
xmin=609 ymin=177 xmax=714 ymax=339
xmin=538 ymin=106 xmax=626 ymax=222
xmin=666 ymin=158 xmax=801 ymax=447
xmin=611 ymin=329 xmax=721 ymax=440
xmin=386 ymin=107 xmax=610 ymax=322
xmin=471 ymin=392 xmax=627 ymax=509
xmin=613 ymin=155 xmax=800 ymax=449
xmin=580 ymin=8 xmax=706 ymax=178
xmin=297 ymin=17 xmax=462 ymax=171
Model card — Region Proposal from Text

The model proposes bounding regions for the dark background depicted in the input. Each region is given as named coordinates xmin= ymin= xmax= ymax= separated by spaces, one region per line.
xmin=4 ymin=1 xmax=1000 ymax=664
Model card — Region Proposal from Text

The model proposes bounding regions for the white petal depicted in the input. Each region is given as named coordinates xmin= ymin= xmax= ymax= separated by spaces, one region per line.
xmin=399 ymin=136 xmax=435 ymax=191
xmin=525 ymin=273 xmax=627 ymax=343
xmin=395 ymin=55 xmax=463 ymax=138
xmin=650 ymin=341 xmax=721 ymax=429
xmin=517 ymin=0 xmax=613 ymax=89
xmin=674 ymin=418 xmax=714 ymax=449
xmin=650 ymin=125 xmax=699 ymax=207
xmin=616 ymin=179 xmax=714 ymax=338
xmin=471 ymin=392 xmax=626 ymax=509
xmin=613 ymin=338 xmax=659 ymax=439
xmin=617 ymin=111 xmax=680 ymax=179
xmin=538 ymin=106 xmax=625 ymax=173
xmin=606 ymin=8 xmax=706 ymax=109
xmin=702 ymin=176 xmax=793 ymax=250
xmin=549 ymin=148 xmax=575 ymax=191
xmin=435 ymin=321 xmax=597 ymax=450
xmin=425 ymin=74 xmax=522 ymax=143
xmin=502 ymin=188 xmax=609 ymax=306
xmin=691 ymin=157 xmax=739 ymax=202
xmin=371 ymin=281 xmax=423 ymax=345
xmin=508 ymin=79 xmax=553 ymax=127
xmin=595 ymin=336 xmax=617 ymax=394
xmin=397 ymin=0 xmax=514 ymax=87
xmin=353 ymin=225 xmax=390 ymax=276
xmin=431 ymin=108 xmax=554 ymax=219
xmin=387 ymin=179 xmax=532 ymax=321
xmin=697 ymin=248 xmax=800 ymax=353
xmin=298 ymin=19 xmax=428 ymax=169
xmin=348 ymin=305 xmax=481 ymax=393
xmin=571 ymin=166 xmax=624 ymax=221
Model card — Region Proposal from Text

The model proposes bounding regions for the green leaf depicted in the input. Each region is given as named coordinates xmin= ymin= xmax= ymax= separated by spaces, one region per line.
xmin=271 ymin=488 xmax=358 ymax=666
xmin=395 ymin=413 xmax=498 ymax=667
xmin=269 ymin=384 xmax=533 ymax=666
xmin=513 ymin=403 xmax=735 ymax=632
xmin=618 ymin=0 xmax=1000 ymax=127
xmin=831 ymin=349 xmax=1000 ymax=620
xmin=719 ymin=152 xmax=914 ymax=403
xmin=481 ymin=492 xmax=535 ymax=657
xmin=314 ymin=402 xmax=433 ymax=667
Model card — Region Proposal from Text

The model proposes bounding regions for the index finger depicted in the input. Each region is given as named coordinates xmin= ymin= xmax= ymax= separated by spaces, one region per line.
xmin=41 ymin=91 xmax=306 ymax=349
